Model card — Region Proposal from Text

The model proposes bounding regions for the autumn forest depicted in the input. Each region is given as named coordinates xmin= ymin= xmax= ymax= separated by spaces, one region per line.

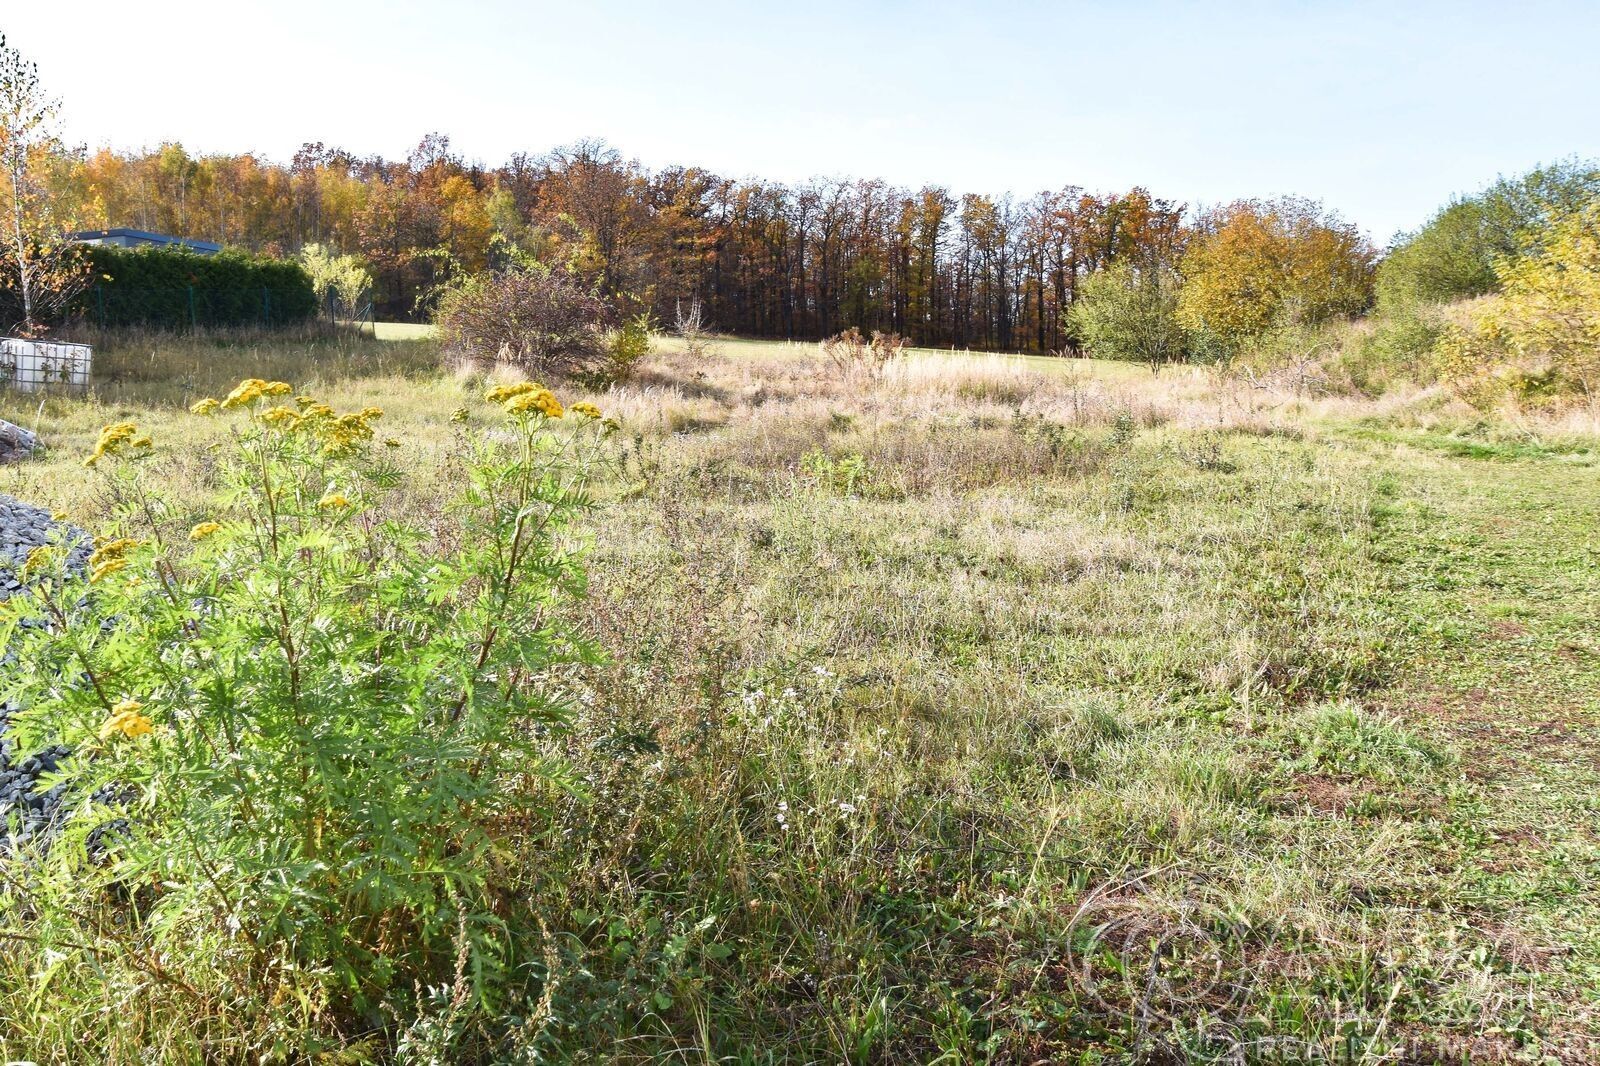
xmin=49 ymin=135 xmax=1239 ymax=348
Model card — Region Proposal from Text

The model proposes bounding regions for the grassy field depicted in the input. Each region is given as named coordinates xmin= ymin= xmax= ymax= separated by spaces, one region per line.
xmin=371 ymin=323 xmax=1141 ymax=379
xmin=2 ymin=330 xmax=1598 ymax=1061
xmin=649 ymin=332 xmax=1158 ymax=382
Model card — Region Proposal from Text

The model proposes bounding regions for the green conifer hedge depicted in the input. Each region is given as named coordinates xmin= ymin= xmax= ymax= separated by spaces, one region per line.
xmin=80 ymin=245 xmax=317 ymax=329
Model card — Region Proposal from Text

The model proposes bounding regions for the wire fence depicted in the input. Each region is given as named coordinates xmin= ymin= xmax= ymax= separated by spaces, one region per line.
xmin=86 ymin=284 xmax=319 ymax=331
xmin=322 ymin=289 xmax=376 ymax=335
xmin=82 ymin=284 xmax=378 ymax=335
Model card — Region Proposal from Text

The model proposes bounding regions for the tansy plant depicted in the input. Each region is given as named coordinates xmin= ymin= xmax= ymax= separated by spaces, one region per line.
xmin=0 ymin=377 xmax=611 ymax=1027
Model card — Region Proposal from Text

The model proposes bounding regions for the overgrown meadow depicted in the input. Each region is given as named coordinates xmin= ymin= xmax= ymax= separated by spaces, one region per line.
xmin=1 ymin=329 xmax=1598 ymax=1063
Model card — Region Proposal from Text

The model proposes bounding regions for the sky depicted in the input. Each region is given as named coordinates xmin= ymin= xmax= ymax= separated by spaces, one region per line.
xmin=5 ymin=0 xmax=1599 ymax=243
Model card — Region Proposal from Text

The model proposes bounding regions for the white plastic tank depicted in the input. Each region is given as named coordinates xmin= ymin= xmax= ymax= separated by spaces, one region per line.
xmin=0 ymin=338 xmax=92 ymax=393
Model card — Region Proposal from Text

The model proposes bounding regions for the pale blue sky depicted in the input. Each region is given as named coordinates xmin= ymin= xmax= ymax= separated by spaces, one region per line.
xmin=7 ymin=0 xmax=1598 ymax=241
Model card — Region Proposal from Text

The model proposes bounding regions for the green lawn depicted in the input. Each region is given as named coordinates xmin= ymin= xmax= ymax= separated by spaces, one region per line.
xmin=1365 ymin=428 xmax=1600 ymax=1045
xmin=586 ymin=407 xmax=1600 ymax=1060
xmin=371 ymin=320 xmax=437 ymax=341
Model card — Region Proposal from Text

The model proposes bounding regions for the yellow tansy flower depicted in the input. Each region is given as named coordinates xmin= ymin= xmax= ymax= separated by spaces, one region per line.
xmin=99 ymin=699 xmax=154 ymax=741
xmin=317 ymin=492 xmax=351 ymax=510
xmin=504 ymin=389 xmax=563 ymax=418
xmin=221 ymin=378 xmax=269 ymax=409
xmin=189 ymin=522 xmax=222 ymax=541
xmin=90 ymin=558 xmax=129 ymax=583
xmin=570 ymin=401 xmax=603 ymax=419
xmin=88 ymin=538 xmax=140 ymax=568
xmin=84 ymin=422 xmax=140 ymax=467
xmin=260 ymin=405 xmax=300 ymax=428
xmin=190 ymin=398 xmax=220 ymax=415
xmin=485 ymin=382 xmax=541 ymax=404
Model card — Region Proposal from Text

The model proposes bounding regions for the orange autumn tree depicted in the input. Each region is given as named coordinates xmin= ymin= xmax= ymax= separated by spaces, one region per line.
xmin=1177 ymin=197 xmax=1375 ymax=354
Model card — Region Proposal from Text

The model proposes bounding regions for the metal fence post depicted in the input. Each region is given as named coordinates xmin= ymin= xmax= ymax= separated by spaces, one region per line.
xmin=187 ymin=285 xmax=197 ymax=330
xmin=262 ymin=286 xmax=271 ymax=328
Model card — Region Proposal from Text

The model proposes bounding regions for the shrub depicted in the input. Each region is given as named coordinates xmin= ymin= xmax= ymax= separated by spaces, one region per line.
xmin=1068 ymin=263 xmax=1191 ymax=369
xmin=673 ymin=297 xmax=713 ymax=357
xmin=435 ymin=266 xmax=617 ymax=377
xmin=1317 ymin=311 xmax=1443 ymax=395
xmin=299 ymin=242 xmax=372 ymax=316
xmin=1432 ymin=309 xmax=1516 ymax=408
xmin=1227 ymin=321 xmax=1340 ymax=395
xmin=592 ymin=310 xmax=653 ymax=387
xmin=1494 ymin=201 xmax=1600 ymax=395
xmin=1375 ymin=199 xmax=1501 ymax=311
xmin=2 ymin=377 xmax=612 ymax=1034
xmin=1355 ymin=309 xmax=1444 ymax=370
xmin=79 ymin=245 xmax=317 ymax=329
xmin=1377 ymin=159 xmax=1600 ymax=312
xmin=1236 ymin=312 xmax=1444 ymax=399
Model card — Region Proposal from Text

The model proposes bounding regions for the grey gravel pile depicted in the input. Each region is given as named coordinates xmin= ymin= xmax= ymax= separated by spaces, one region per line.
xmin=0 ymin=493 xmax=92 ymax=852
xmin=0 ymin=493 xmax=91 ymax=593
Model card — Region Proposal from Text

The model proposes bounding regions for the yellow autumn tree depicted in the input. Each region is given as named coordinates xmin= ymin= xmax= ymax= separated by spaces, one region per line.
xmin=1492 ymin=201 xmax=1600 ymax=395
xmin=438 ymin=173 xmax=495 ymax=274
xmin=0 ymin=32 xmax=88 ymax=334
xmin=1177 ymin=198 xmax=1375 ymax=354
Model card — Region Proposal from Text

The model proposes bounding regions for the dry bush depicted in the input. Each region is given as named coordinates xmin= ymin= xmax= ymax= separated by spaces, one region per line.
xmin=821 ymin=328 xmax=907 ymax=380
xmin=674 ymin=296 xmax=715 ymax=358
xmin=435 ymin=269 xmax=615 ymax=377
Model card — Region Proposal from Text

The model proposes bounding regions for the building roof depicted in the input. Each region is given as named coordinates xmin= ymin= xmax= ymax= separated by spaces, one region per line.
xmin=70 ymin=228 xmax=223 ymax=254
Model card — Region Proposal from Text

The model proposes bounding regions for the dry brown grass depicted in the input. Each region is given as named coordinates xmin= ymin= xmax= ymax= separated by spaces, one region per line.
xmin=590 ymin=345 xmax=1471 ymax=443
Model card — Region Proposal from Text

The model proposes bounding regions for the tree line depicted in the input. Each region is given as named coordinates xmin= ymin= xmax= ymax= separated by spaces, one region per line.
xmin=38 ymin=135 xmax=1229 ymax=348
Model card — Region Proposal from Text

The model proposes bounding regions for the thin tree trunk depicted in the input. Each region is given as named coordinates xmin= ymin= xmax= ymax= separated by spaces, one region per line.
xmin=8 ymin=149 xmax=33 ymax=332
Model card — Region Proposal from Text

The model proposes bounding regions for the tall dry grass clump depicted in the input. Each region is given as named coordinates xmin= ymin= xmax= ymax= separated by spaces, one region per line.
xmin=878 ymin=350 xmax=1045 ymax=407
xmin=820 ymin=327 xmax=907 ymax=381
